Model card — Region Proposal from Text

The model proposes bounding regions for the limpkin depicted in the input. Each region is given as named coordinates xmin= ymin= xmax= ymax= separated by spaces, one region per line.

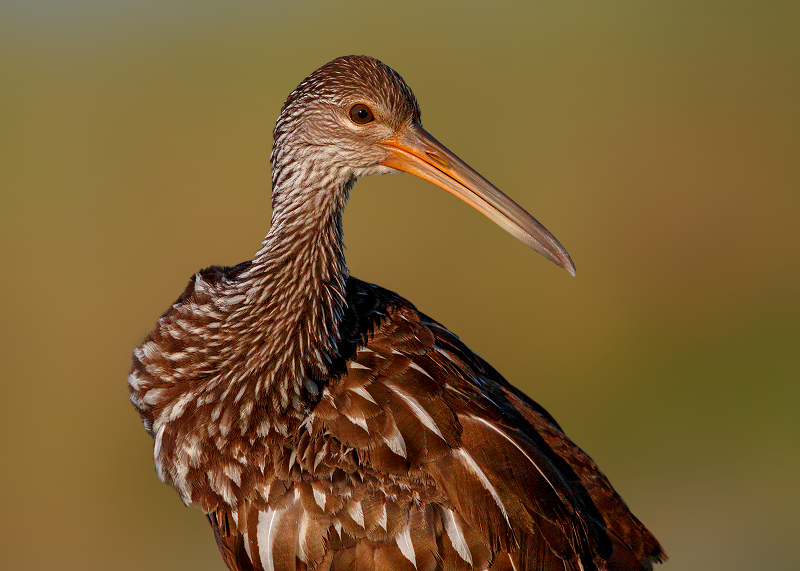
xmin=129 ymin=55 xmax=665 ymax=571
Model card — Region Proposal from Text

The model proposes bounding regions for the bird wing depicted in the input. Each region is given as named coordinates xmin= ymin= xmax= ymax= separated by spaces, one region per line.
xmin=207 ymin=278 xmax=663 ymax=571
xmin=413 ymin=302 xmax=666 ymax=571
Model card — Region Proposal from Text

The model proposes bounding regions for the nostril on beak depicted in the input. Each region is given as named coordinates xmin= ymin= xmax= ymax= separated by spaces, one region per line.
xmin=426 ymin=151 xmax=448 ymax=167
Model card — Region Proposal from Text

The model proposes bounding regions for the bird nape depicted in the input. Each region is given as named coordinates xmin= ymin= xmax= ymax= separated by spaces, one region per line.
xmin=129 ymin=55 xmax=665 ymax=571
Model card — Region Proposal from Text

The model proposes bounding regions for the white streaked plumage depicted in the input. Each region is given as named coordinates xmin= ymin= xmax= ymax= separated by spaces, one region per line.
xmin=443 ymin=507 xmax=473 ymax=565
xmin=454 ymin=448 xmax=510 ymax=524
xmin=393 ymin=388 xmax=446 ymax=439
xmin=257 ymin=508 xmax=282 ymax=571
xmin=396 ymin=524 xmax=417 ymax=568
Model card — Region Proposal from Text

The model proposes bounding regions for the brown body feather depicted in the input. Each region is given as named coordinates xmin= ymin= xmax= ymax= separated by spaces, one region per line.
xmin=132 ymin=270 xmax=664 ymax=571
xmin=129 ymin=56 xmax=665 ymax=571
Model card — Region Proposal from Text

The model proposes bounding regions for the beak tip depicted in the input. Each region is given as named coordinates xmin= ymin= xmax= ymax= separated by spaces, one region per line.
xmin=560 ymin=257 xmax=576 ymax=277
xmin=544 ymin=246 xmax=575 ymax=277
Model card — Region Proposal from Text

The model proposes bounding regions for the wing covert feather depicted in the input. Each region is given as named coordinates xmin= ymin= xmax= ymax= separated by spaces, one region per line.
xmin=193 ymin=277 xmax=663 ymax=571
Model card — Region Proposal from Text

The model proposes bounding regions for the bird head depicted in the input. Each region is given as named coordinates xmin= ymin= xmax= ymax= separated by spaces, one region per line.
xmin=271 ymin=55 xmax=575 ymax=275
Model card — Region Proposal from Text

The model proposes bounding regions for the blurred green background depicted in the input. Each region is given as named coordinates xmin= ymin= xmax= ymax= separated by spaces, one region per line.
xmin=2 ymin=1 xmax=798 ymax=569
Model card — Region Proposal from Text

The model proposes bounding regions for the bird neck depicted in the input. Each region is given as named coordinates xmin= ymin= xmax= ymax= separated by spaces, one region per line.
xmin=229 ymin=171 xmax=353 ymax=427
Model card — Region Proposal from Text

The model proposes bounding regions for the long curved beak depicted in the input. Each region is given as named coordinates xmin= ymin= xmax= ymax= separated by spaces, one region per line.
xmin=378 ymin=123 xmax=576 ymax=276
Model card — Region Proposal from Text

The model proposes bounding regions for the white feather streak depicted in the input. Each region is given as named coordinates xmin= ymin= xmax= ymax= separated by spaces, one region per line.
xmin=258 ymin=508 xmax=283 ymax=571
xmin=349 ymin=385 xmax=377 ymax=404
xmin=382 ymin=423 xmax=407 ymax=458
xmin=141 ymin=340 xmax=160 ymax=360
xmin=348 ymin=500 xmax=365 ymax=528
xmin=443 ymin=508 xmax=473 ymax=565
xmin=393 ymin=389 xmax=444 ymax=439
xmin=470 ymin=416 xmax=559 ymax=495
xmin=346 ymin=413 xmax=369 ymax=433
xmin=409 ymin=361 xmax=433 ymax=380
xmin=396 ymin=525 xmax=417 ymax=568
xmin=313 ymin=487 xmax=326 ymax=510
xmin=168 ymin=391 xmax=194 ymax=421
xmin=128 ymin=369 xmax=145 ymax=390
xmin=153 ymin=424 xmax=166 ymax=482
xmin=242 ymin=530 xmax=251 ymax=562
xmin=297 ymin=512 xmax=309 ymax=563
xmin=223 ymin=463 xmax=242 ymax=487
xmin=143 ymin=387 xmax=165 ymax=406
xmin=378 ymin=503 xmax=388 ymax=530
xmin=454 ymin=448 xmax=510 ymax=524
xmin=433 ymin=346 xmax=460 ymax=366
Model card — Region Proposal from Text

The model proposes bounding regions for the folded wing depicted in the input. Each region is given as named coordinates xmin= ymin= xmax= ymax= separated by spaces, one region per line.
xmin=205 ymin=278 xmax=665 ymax=571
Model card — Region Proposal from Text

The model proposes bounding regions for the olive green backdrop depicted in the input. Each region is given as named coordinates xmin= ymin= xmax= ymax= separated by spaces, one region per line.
xmin=2 ymin=1 xmax=798 ymax=570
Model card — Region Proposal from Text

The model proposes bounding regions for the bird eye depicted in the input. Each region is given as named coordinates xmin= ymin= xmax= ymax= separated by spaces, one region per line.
xmin=349 ymin=104 xmax=374 ymax=125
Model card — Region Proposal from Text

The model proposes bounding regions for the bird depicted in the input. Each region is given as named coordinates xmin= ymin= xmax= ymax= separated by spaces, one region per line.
xmin=129 ymin=55 xmax=665 ymax=571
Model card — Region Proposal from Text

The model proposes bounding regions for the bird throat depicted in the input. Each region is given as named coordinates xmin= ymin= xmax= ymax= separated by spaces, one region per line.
xmin=222 ymin=176 xmax=352 ymax=428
